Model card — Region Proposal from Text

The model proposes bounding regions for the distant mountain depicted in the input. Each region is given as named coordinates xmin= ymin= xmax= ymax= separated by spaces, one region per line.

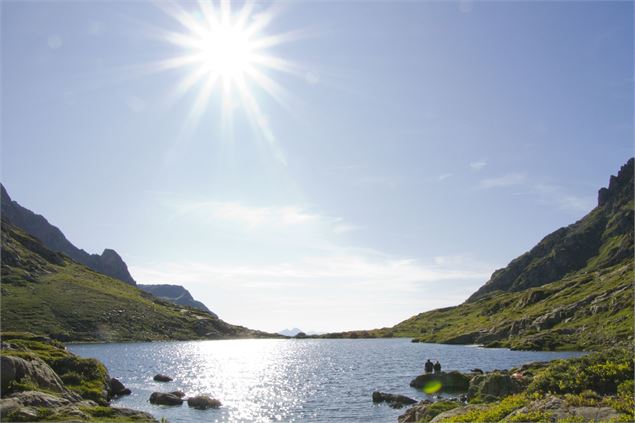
xmin=323 ymin=158 xmax=634 ymax=350
xmin=138 ymin=284 xmax=215 ymax=316
xmin=1 ymin=220 xmax=278 ymax=342
xmin=279 ymin=328 xmax=304 ymax=337
xmin=1 ymin=184 xmax=136 ymax=285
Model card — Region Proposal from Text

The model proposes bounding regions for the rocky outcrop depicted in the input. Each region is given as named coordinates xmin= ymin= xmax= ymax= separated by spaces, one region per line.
xmin=1 ymin=355 xmax=71 ymax=397
xmin=138 ymin=284 xmax=214 ymax=315
xmin=149 ymin=392 xmax=183 ymax=406
xmin=0 ymin=333 xmax=156 ymax=422
xmin=505 ymin=395 xmax=621 ymax=422
xmin=187 ymin=395 xmax=222 ymax=409
xmin=371 ymin=391 xmax=416 ymax=408
xmin=409 ymin=371 xmax=471 ymax=391
xmin=0 ymin=184 xmax=136 ymax=285
xmin=397 ymin=400 xmax=433 ymax=422
xmin=429 ymin=404 xmax=489 ymax=422
xmin=467 ymin=372 xmax=523 ymax=402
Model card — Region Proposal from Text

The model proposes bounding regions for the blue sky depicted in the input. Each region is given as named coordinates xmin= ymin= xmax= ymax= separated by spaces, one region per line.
xmin=2 ymin=0 xmax=633 ymax=333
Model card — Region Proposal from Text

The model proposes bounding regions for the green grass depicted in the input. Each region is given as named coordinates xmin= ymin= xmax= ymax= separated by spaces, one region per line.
xmin=1 ymin=221 xmax=274 ymax=342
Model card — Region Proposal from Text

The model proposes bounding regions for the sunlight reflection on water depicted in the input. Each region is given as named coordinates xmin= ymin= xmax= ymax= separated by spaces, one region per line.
xmin=69 ymin=339 xmax=584 ymax=423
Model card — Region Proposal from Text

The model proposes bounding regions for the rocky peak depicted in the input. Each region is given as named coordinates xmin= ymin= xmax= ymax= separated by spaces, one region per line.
xmin=598 ymin=158 xmax=634 ymax=207
xmin=467 ymin=158 xmax=634 ymax=302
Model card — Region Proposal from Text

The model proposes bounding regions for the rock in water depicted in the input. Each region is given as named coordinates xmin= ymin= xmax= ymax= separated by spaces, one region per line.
xmin=372 ymin=391 xmax=417 ymax=408
xmin=153 ymin=374 xmax=173 ymax=382
xmin=109 ymin=377 xmax=131 ymax=396
xmin=169 ymin=391 xmax=186 ymax=398
xmin=187 ymin=395 xmax=222 ymax=409
xmin=149 ymin=392 xmax=183 ymax=406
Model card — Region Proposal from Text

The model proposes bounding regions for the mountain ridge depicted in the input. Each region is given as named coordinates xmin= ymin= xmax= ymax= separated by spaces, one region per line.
xmin=320 ymin=158 xmax=634 ymax=350
xmin=1 ymin=184 xmax=136 ymax=285
xmin=0 ymin=219 xmax=278 ymax=342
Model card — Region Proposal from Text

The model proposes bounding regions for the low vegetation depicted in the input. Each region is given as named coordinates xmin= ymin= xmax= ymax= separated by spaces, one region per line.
xmin=427 ymin=348 xmax=635 ymax=423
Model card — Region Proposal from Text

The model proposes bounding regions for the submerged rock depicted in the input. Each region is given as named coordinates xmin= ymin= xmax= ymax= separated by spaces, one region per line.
xmin=187 ymin=395 xmax=222 ymax=409
xmin=372 ymin=391 xmax=417 ymax=408
xmin=153 ymin=374 xmax=173 ymax=382
xmin=149 ymin=392 xmax=183 ymax=406
xmin=409 ymin=371 xmax=470 ymax=391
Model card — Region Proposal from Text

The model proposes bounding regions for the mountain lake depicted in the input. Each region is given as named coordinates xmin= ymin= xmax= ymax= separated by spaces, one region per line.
xmin=69 ymin=338 xmax=585 ymax=423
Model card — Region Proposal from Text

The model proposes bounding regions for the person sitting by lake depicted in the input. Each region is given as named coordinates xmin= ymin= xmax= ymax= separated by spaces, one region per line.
xmin=433 ymin=360 xmax=441 ymax=373
xmin=424 ymin=359 xmax=434 ymax=373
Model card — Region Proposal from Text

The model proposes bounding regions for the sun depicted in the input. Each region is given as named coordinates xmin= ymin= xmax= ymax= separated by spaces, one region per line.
xmin=197 ymin=22 xmax=254 ymax=80
xmin=149 ymin=0 xmax=304 ymax=149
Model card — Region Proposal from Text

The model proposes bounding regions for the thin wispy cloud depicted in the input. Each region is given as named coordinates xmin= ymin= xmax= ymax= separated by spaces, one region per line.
xmin=130 ymin=251 xmax=494 ymax=331
xmin=478 ymin=173 xmax=527 ymax=189
xmin=437 ymin=173 xmax=453 ymax=181
xmin=469 ymin=161 xmax=487 ymax=171
xmin=533 ymin=184 xmax=594 ymax=213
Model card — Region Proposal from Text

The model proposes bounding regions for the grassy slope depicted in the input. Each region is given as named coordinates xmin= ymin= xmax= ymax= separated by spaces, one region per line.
xmin=1 ymin=221 xmax=275 ymax=342
xmin=321 ymin=259 xmax=633 ymax=350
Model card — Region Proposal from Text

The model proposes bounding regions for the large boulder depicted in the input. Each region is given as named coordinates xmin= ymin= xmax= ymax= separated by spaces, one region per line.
xmin=467 ymin=372 xmax=523 ymax=401
xmin=187 ymin=395 xmax=222 ymax=409
xmin=372 ymin=391 xmax=416 ymax=408
xmin=149 ymin=392 xmax=183 ymax=406
xmin=410 ymin=371 xmax=471 ymax=391
xmin=1 ymin=355 xmax=67 ymax=396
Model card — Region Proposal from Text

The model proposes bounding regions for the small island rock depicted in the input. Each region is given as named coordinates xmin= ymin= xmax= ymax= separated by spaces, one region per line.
xmin=149 ymin=392 xmax=183 ymax=406
xmin=153 ymin=374 xmax=173 ymax=382
xmin=187 ymin=395 xmax=222 ymax=409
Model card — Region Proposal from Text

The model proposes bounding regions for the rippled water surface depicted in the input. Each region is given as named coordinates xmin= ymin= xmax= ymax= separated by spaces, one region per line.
xmin=69 ymin=339 xmax=584 ymax=422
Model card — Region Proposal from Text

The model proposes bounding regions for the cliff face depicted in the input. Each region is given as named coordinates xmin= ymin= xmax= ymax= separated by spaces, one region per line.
xmin=467 ymin=158 xmax=633 ymax=301
xmin=0 ymin=184 xmax=136 ymax=285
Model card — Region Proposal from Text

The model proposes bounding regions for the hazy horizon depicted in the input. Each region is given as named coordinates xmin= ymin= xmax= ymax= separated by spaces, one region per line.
xmin=2 ymin=0 xmax=633 ymax=333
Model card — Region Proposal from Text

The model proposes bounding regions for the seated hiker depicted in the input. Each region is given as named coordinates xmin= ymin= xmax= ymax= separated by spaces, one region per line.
xmin=434 ymin=360 xmax=441 ymax=373
xmin=424 ymin=359 xmax=434 ymax=373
